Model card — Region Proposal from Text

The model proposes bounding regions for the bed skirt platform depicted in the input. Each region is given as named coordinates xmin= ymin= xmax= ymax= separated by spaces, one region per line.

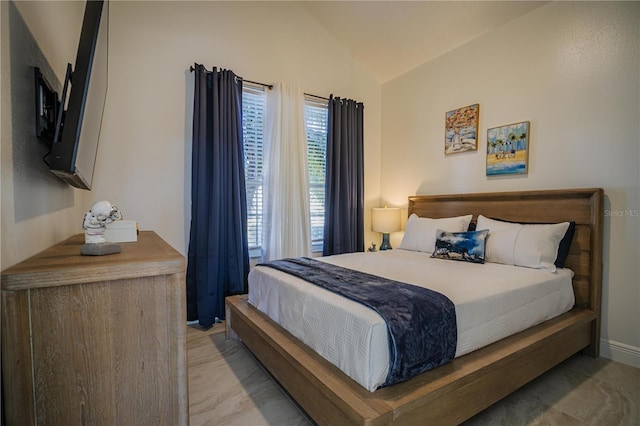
xmin=225 ymin=294 xmax=596 ymax=426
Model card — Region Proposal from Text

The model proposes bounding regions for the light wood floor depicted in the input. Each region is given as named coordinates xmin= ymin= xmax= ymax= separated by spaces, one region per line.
xmin=187 ymin=323 xmax=639 ymax=426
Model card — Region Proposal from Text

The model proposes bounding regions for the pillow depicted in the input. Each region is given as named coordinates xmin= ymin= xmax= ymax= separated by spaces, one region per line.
xmin=554 ymin=221 xmax=575 ymax=268
xmin=488 ymin=217 xmax=575 ymax=268
xmin=398 ymin=214 xmax=473 ymax=253
xmin=431 ymin=229 xmax=489 ymax=264
xmin=476 ymin=215 xmax=570 ymax=272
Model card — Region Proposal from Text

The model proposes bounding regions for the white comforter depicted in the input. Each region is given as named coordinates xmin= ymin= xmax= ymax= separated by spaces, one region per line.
xmin=248 ymin=249 xmax=574 ymax=391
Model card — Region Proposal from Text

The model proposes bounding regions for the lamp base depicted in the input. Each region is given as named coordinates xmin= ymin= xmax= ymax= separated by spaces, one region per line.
xmin=379 ymin=233 xmax=392 ymax=250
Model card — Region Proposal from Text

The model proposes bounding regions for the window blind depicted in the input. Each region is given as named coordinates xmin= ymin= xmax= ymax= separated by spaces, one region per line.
xmin=305 ymin=96 xmax=328 ymax=249
xmin=242 ymin=84 xmax=265 ymax=250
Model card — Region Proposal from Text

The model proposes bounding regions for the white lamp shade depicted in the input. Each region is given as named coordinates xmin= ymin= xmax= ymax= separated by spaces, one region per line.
xmin=371 ymin=207 xmax=401 ymax=233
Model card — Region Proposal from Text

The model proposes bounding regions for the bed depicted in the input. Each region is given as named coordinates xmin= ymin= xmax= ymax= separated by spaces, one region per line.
xmin=225 ymin=188 xmax=603 ymax=425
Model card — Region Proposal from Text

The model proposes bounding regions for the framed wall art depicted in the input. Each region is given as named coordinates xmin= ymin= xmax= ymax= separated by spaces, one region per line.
xmin=445 ymin=103 xmax=479 ymax=155
xmin=486 ymin=121 xmax=530 ymax=176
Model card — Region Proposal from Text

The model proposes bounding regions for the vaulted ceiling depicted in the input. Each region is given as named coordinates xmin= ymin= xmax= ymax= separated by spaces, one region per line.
xmin=299 ymin=1 xmax=548 ymax=83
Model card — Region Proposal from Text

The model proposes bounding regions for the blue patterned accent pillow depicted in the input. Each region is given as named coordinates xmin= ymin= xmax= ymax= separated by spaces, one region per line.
xmin=431 ymin=229 xmax=489 ymax=264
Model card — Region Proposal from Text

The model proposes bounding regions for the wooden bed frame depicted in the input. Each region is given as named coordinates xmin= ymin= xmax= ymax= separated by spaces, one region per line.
xmin=225 ymin=188 xmax=603 ymax=425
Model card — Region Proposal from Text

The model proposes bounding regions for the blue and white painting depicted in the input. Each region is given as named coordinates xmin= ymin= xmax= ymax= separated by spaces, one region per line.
xmin=431 ymin=229 xmax=489 ymax=264
xmin=486 ymin=121 xmax=530 ymax=176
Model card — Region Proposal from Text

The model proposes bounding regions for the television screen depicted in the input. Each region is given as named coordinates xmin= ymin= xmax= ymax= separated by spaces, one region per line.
xmin=49 ymin=0 xmax=108 ymax=190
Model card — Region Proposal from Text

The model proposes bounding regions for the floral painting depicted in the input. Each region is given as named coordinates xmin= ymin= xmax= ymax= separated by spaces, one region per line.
xmin=445 ymin=103 xmax=479 ymax=155
xmin=486 ymin=121 xmax=530 ymax=176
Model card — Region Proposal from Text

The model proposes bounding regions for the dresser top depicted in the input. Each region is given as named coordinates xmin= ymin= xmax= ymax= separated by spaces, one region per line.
xmin=2 ymin=231 xmax=185 ymax=291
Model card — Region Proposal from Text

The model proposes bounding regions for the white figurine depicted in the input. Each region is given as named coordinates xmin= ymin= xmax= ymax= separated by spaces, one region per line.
xmin=82 ymin=200 xmax=122 ymax=245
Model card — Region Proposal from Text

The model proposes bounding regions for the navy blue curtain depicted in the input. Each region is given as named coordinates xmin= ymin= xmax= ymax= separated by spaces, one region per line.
xmin=186 ymin=64 xmax=249 ymax=327
xmin=323 ymin=96 xmax=364 ymax=256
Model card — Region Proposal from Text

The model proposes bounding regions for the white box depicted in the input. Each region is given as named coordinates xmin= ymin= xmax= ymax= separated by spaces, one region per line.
xmin=105 ymin=220 xmax=138 ymax=242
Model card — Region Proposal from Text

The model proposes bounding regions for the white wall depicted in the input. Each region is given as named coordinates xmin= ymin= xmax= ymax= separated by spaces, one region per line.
xmin=92 ymin=1 xmax=381 ymax=255
xmin=381 ymin=1 xmax=639 ymax=365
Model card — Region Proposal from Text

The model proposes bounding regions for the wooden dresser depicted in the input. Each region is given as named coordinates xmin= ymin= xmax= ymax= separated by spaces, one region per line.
xmin=1 ymin=231 xmax=188 ymax=425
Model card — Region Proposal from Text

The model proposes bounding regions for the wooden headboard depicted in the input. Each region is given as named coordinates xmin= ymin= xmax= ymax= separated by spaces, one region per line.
xmin=408 ymin=188 xmax=603 ymax=349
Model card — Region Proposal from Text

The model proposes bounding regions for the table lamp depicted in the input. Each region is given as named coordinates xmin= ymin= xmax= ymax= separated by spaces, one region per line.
xmin=371 ymin=207 xmax=401 ymax=250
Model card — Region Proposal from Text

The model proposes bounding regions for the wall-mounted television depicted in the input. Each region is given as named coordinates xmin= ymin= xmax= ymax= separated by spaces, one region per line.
xmin=35 ymin=0 xmax=108 ymax=190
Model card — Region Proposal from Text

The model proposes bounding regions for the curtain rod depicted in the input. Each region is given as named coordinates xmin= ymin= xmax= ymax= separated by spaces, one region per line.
xmin=188 ymin=64 xmax=273 ymax=89
xmin=240 ymin=78 xmax=273 ymax=90
xmin=304 ymin=92 xmax=330 ymax=101
xmin=189 ymin=63 xmax=329 ymax=101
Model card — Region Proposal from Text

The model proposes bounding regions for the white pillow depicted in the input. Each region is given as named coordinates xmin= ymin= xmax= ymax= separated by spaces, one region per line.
xmin=398 ymin=214 xmax=473 ymax=253
xmin=476 ymin=215 xmax=570 ymax=272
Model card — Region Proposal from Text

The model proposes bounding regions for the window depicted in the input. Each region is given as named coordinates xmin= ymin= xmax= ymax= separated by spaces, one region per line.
xmin=305 ymin=98 xmax=328 ymax=251
xmin=242 ymin=85 xmax=328 ymax=255
xmin=242 ymin=85 xmax=265 ymax=251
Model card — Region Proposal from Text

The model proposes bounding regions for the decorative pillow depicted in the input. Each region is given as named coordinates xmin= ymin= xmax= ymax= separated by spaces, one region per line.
xmin=488 ymin=217 xmax=575 ymax=268
xmin=476 ymin=215 xmax=570 ymax=272
xmin=431 ymin=229 xmax=489 ymax=264
xmin=398 ymin=214 xmax=473 ymax=253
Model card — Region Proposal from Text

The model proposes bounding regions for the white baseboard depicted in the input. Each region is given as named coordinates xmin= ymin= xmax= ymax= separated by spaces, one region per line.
xmin=600 ymin=339 xmax=640 ymax=368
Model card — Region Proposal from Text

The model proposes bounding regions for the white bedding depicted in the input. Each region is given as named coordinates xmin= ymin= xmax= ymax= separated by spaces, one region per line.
xmin=248 ymin=249 xmax=575 ymax=392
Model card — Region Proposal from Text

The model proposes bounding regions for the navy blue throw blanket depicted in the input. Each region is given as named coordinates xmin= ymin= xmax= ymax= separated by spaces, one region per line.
xmin=259 ymin=257 xmax=457 ymax=387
